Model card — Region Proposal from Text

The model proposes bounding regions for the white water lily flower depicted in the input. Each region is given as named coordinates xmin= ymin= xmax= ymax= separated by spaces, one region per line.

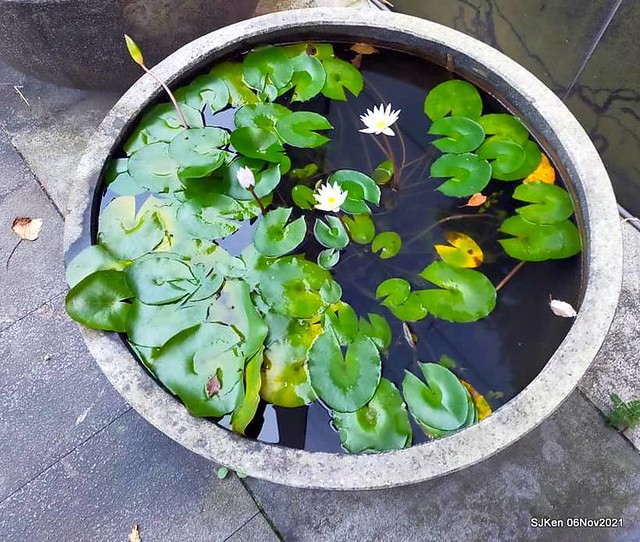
xmin=359 ymin=103 xmax=401 ymax=136
xmin=314 ymin=181 xmax=348 ymax=213
xmin=549 ymin=299 xmax=577 ymax=318
xmin=236 ymin=166 xmax=255 ymax=189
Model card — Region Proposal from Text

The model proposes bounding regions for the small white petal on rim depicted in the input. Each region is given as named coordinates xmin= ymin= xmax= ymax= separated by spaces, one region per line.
xmin=549 ymin=299 xmax=577 ymax=318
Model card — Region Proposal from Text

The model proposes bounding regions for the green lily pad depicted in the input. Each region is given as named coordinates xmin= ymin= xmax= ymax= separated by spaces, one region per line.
xmin=105 ymin=158 xmax=144 ymax=196
xmin=358 ymin=313 xmax=392 ymax=351
xmin=342 ymin=214 xmax=375 ymax=244
xmin=291 ymin=184 xmax=316 ymax=210
xmin=175 ymin=73 xmax=230 ymax=113
xmin=417 ymin=389 xmax=476 ymax=439
xmin=65 ymin=270 xmax=133 ymax=332
xmin=307 ymin=330 xmax=382 ymax=412
xmin=314 ymin=215 xmax=349 ymax=249
xmin=275 ymin=111 xmax=332 ymax=148
xmin=66 ymin=245 xmax=125 ymax=288
xmin=513 ymin=181 xmax=574 ymax=224
xmin=321 ymin=57 xmax=364 ymax=101
xmin=168 ymin=127 xmax=230 ymax=179
xmin=289 ymin=54 xmax=326 ymax=102
xmin=290 ymin=163 xmax=319 ymax=180
xmin=318 ymin=248 xmax=340 ymax=270
xmin=333 ymin=378 xmax=412 ymax=453
xmin=284 ymin=42 xmax=335 ymax=61
xmin=478 ymin=114 xmax=528 ymax=145
xmin=128 ymin=142 xmax=181 ymax=192
xmin=388 ymin=293 xmax=429 ymax=322
xmin=231 ymin=349 xmax=264 ymax=435
xmin=372 ymin=159 xmax=394 ymax=185
xmin=430 ymin=153 xmax=492 ymax=197
xmin=476 ymin=139 xmax=526 ymax=180
xmin=424 ymin=80 xmax=483 ymax=121
xmin=328 ymin=170 xmax=380 ymax=214
xmin=254 ymin=207 xmax=307 ymax=257
xmin=323 ymin=302 xmax=359 ymax=344
xmin=243 ymin=46 xmax=294 ymax=97
xmin=496 ymin=140 xmax=542 ymax=181
xmin=234 ymin=103 xmax=291 ymax=131
xmin=372 ymin=231 xmax=402 ymax=259
xmin=98 ymin=196 xmax=166 ymax=260
xmin=230 ymin=126 xmax=286 ymax=163
xmin=499 ymin=215 xmax=582 ymax=261
xmin=152 ymin=323 xmax=244 ymax=417
xmin=126 ymin=253 xmax=195 ymax=305
xmin=209 ymin=62 xmax=259 ymax=106
xmin=403 ymin=362 xmax=471 ymax=432
xmin=177 ymin=194 xmax=241 ymax=240
xmin=376 ymin=278 xmax=411 ymax=307
xmin=418 ymin=261 xmax=496 ymax=323
xmin=428 ymin=116 xmax=485 ymax=153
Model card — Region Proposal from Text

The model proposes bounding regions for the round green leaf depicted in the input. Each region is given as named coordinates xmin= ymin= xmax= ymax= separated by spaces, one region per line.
xmin=291 ymin=185 xmax=316 ymax=210
xmin=126 ymin=253 xmax=195 ymax=305
xmin=290 ymin=163 xmax=319 ymax=180
xmin=175 ymin=73 xmax=230 ymax=113
xmin=209 ymin=61 xmax=259 ymax=106
xmin=499 ymin=215 xmax=582 ymax=261
xmin=308 ymin=331 xmax=382 ymax=412
xmin=424 ymin=80 xmax=483 ymax=121
xmin=234 ymin=103 xmax=291 ymax=131
xmin=128 ymin=142 xmax=181 ymax=192
xmin=290 ymin=54 xmax=326 ymax=102
xmin=418 ymin=261 xmax=496 ymax=323
xmin=65 ymin=270 xmax=133 ymax=332
xmin=333 ymin=378 xmax=412 ymax=453
xmin=168 ymin=127 xmax=230 ymax=179
xmin=275 ymin=111 xmax=332 ymax=148
xmin=328 ymin=170 xmax=380 ymax=214
xmin=513 ymin=181 xmax=574 ymax=224
xmin=372 ymin=231 xmax=402 ymax=259
xmin=478 ymin=114 xmax=529 ymax=145
xmin=428 ymin=116 xmax=485 ymax=153
xmin=230 ymin=126 xmax=285 ymax=163
xmin=243 ymin=46 xmax=294 ymax=95
xmin=476 ymin=139 xmax=526 ymax=179
xmin=388 ymin=293 xmax=429 ymax=322
xmin=342 ymin=214 xmax=375 ymax=244
xmin=358 ymin=313 xmax=392 ymax=351
xmin=321 ymin=57 xmax=364 ymax=101
xmin=66 ymin=245 xmax=125 ymax=288
xmin=403 ymin=362 xmax=470 ymax=431
xmin=376 ymin=278 xmax=411 ymax=307
xmin=318 ymin=248 xmax=340 ymax=270
xmin=372 ymin=160 xmax=394 ymax=185
xmin=231 ymin=349 xmax=264 ymax=435
xmin=323 ymin=302 xmax=359 ymax=345
xmin=105 ymin=158 xmax=144 ymax=196
xmin=177 ymin=194 xmax=241 ymax=240
xmin=314 ymin=215 xmax=349 ymax=249
xmin=254 ymin=207 xmax=307 ymax=258
xmin=496 ymin=140 xmax=542 ymax=181
xmin=430 ymin=153 xmax=492 ymax=197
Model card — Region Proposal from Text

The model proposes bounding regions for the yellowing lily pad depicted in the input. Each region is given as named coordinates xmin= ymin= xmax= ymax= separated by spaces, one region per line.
xmin=524 ymin=153 xmax=556 ymax=184
xmin=434 ymin=231 xmax=484 ymax=268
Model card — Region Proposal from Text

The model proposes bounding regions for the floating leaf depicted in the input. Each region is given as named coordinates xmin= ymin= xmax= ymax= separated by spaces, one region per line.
xmin=358 ymin=313 xmax=392 ymax=351
xmin=434 ymin=231 xmax=483 ymax=268
xmin=350 ymin=43 xmax=379 ymax=55
xmin=513 ymin=181 xmax=574 ymax=225
xmin=12 ymin=217 xmax=43 ymax=241
xmin=462 ymin=192 xmax=487 ymax=207
xmin=342 ymin=214 xmax=375 ymax=244
xmin=168 ymin=127 xmax=230 ymax=179
xmin=372 ymin=231 xmax=402 ymax=259
xmin=65 ymin=270 xmax=133 ymax=332
xmin=66 ymin=245 xmax=125 ymax=288
xmin=430 ymin=153 xmax=492 ymax=197
xmin=428 ymin=116 xmax=485 ymax=153
xmin=307 ymin=330 xmax=381 ymax=412
xmin=460 ymin=379 xmax=493 ymax=420
xmin=289 ymin=54 xmax=327 ymax=102
xmin=243 ymin=46 xmax=294 ymax=97
xmin=549 ymin=298 xmax=578 ymax=318
xmin=496 ymin=140 xmax=542 ymax=181
xmin=333 ymin=378 xmax=411 ymax=453
xmin=314 ymin=216 xmax=349 ymax=249
xmin=105 ymin=158 xmax=144 ymax=196
xmin=231 ymin=349 xmax=264 ymax=435
xmin=524 ymin=153 xmax=556 ymax=185
xmin=476 ymin=139 xmax=526 ymax=179
xmin=291 ymin=185 xmax=316 ymax=210
xmin=388 ymin=293 xmax=428 ymax=322
xmin=317 ymin=248 xmax=340 ymax=269
xmin=175 ymin=73 xmax=230 ymax=113
xmin=323 ymin=302 xmax=359 ymax=344
xmin=321 ymin=57 xmax=364 ymax=101
xmin=372 ymin=160 xmax=394 ymax=185
xmin=403 ymin=362 xmax=472 ymax=433
xmin=126 ymin=253 xmax=195 ymax=305
xmin=424 ymin=80 xmax=483 ymax=121
xmin=290 ymin=163 xmax=319 ymax=180
xmin=376 ymin=278 xmax=411 ymax=307
xmin=254 ymin=207 xmax=307 ymax=258
xmin=418 ymin=261 xmax=496 ymax=322
xmin=499 ymin=215 xmax=582 ymax=261
xmin=209 ymin=62 xmax=258 ymax=106
xmin=275 ymin=111 xmax=332 ymax=148
xmin=230 ymin=126 xmax=285 ymax=163
xmin=328 ymin=170 xmax=380 ymax=214
xmin=234 ymin=103 xmax=291 ymax=131
xmin=478 ymin=114 xmax=528 ymax=145
xmin=176 ymin=195 xmax=241 ymax=241
xmin=128 ymin=142 xmax=181 ymax=192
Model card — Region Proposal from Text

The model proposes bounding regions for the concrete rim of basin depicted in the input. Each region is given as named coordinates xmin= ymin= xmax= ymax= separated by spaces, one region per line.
xmin=64 ymin=8 xmax=623 ymax=490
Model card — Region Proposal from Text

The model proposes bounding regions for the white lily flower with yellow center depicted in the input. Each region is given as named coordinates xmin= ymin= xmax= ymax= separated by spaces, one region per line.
xmin=359 ymin=103 xmax=401 ymax=136
xmin=313 ymin=181 xmax=348 ymax=213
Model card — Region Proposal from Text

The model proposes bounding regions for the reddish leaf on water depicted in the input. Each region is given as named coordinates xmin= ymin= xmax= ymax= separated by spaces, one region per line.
xmin=350 ymin=43 xmax=379 ymax=55
xmin=206 ymin=374 xmax=221 ymax=397
xmin=12 ymin=217 xmax=43 ymax=241
xmin=462 ymin=193 xmax=487 ymax=208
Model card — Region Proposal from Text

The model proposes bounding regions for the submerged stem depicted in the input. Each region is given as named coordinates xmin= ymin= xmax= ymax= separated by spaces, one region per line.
xmin=406 ymin=213 xmax=500 ymax=248
xmin=495 ymin=260 xmax=526 ymax=291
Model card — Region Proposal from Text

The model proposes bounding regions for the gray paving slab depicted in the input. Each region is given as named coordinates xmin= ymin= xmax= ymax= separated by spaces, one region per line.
xmin=0 ymin=130 xmax=66 ymax=330
xmin=0 ymin=294 xmax=128 ymax=500
xmin=579 ymin=221 xmax=640 ymax=448
xmin=244 ymin=392 xmax=640 ymax=542
xmin=0 ymin=410 xmax=260 ymax=542
xmin=226 ymin=512 xmax=281 ymax=542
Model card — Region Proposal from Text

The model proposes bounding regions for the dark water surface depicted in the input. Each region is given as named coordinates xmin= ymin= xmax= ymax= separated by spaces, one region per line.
xmin=100 ymin=45 xmax=582 ymax=453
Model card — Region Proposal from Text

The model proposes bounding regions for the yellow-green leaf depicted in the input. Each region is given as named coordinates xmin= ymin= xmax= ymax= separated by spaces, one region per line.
xmin=124 ymin=34 xmax=144 ymax=66
xmin=434 ymin=231 xmax=483 ymax=268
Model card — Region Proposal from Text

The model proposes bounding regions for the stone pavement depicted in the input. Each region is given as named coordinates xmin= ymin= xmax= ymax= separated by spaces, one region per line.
xmin=0 ymin=3 xmax=639 ymax=541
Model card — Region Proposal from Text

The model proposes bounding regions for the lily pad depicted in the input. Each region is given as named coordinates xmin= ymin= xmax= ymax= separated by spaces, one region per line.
xmin=333 ymin=378 xmax=412 ymax=453
xmin=342 ymin=214 xmax=376 ymax=244
xmin=65 ymin=270 xmax=133 ymax=332
xmin=499 ymin=215 xmax=582 ymax=261
xmin=318 ymin=248 xmax=340 ymax=270
xmin=231 ymin=349 xmax=264 ymax=435
xmin=376 ymin=278 xmax=411 ymax=307
xmin=479 ymin=114 xmax=528 ymax=145
xmin=230 ymin=126 xmax=286 ymax=163
xmin=321 ymin=57 xmax=364 ymax=101
xmin=168 ymin=127 xmax=230 ymax=179
xmin=323 ymin=302 xmax=359 ymax=344
xmin=388 ymin=293 xmax=429 ymax=322
xmin=66 ymin=245 xmax=125 ymax=288
xmin=175 ymin=73 xmax=230 ymax=113
xmin=105 ymin=158 xmax=144 ymax=196
xmin=372 ymin=160 xmax=394 ymax=185
xmin=513 ymin=181 xmax=574 ymax=224
xmin=243 ymin=46 xmax=294 ymax=97
xmin=328 ymin=170 xmax=380 ymax=214
xmin=209 ymin=62 xmax=259 ymax=106
xmin=254 ymin=207 xmax=307 ymax=257
xmin=307 ymin=330 xmax=382 ymax=412
xmin=234 ymin=103 xmax=291 ymax=131
xmin=126 ymin=253 xmax=195 ymax=305
xmin=358 ymin=313 xmax=392 ymax=351
xmin=430 ymin=153 xmax=492 ymax=197
xmin=372 ymin=231 xmax=402 ymax=259
xmin=275 ymin=111 xmax=332 ymax=148
xmin=291 ymin=184 xmax=316 ymax=210
xmin=314 ymin=216 xmax=349 ymax=249
xmin=476 ymin=139 xmax=526 ymax=180
xmin=177 ymin=194 xmax=241 ymax=240
xmin=424 ymin=80 xmax=483 ymax=121
xmin=497 ymin=140 xmax=542 ymax=181
xmin=434 ymin=231 xmax=484 ymax=268
xmin=418 ymin=261 xmax=496 ymax=322
xmin=428 ymin=116 xmax=485 ymax=153
xmin=128 ymin=142 xmax=181 ymax=192
xmin=289 ymin=54 xmax=327 ymax=102
xmin=290 ymin=163 xmax=319 ymax=180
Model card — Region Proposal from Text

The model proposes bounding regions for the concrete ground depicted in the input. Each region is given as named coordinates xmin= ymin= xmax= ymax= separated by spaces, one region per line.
xmin=0 ymin=1 xmax=639 ymax=541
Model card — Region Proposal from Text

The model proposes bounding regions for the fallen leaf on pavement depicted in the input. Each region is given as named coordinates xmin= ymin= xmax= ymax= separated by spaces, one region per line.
xmin=12 ymin=217 xmax=43 ymax=241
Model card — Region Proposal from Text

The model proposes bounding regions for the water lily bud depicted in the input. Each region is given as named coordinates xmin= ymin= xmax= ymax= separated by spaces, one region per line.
xmin=236 ymin=166 xmax=256 ymax=189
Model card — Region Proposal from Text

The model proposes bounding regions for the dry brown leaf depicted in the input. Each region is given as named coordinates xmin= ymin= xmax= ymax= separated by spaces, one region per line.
xmin=12 ymin=217 xmax=43 ymax=241
xmin=460 ymin=380 xmax=493 ymax=420
xmin=206 ymin=374 xmax=221 ymax=397
xmin=351 ymin=54 xmax=363 ymax=69
xmin=401 ymin=322 xmax=417 ymax=349
xmin=129 ymin=525 xmax=141 ymax=542
xmin=350 ymin=43 xmax=379 ymax=55
xmin=462 ymin=193 xmax=487 ymax=208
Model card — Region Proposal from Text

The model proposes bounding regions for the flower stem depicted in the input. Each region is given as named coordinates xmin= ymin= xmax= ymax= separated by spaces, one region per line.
xmin=248 ymin=187 xmax=266 ymax=215
xmin=140 ymin=63 xmax=190 ymax=130
xmin=495 ymin=261 xmax=526 ymax=291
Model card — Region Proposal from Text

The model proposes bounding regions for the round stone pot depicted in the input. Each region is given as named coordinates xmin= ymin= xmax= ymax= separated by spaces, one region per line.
xmin=0 ymin=0 xmax=258 ymax=89
xmin=64 ymin=8 xmax=623 ymax=490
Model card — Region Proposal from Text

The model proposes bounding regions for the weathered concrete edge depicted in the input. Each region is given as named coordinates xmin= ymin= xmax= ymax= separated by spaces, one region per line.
xmin=63 ymin=8 xmax=623 ymax=490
